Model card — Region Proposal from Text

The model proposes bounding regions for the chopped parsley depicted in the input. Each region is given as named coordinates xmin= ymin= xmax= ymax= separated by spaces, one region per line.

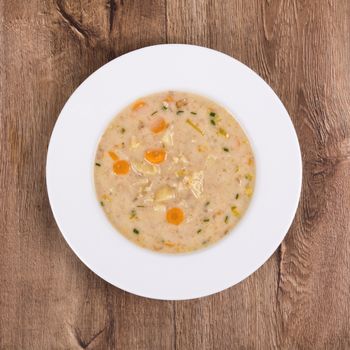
xmin=223 ymin=147 xmax=229 ymax=152
xmin=205 ymin=201 xmax=210 ymax=206
xmin=95 ymin=162 xmax=101 ymax=167
xmin=162 ymin=105 xmax=168 ymax=111
xmin=120 ymin=127 xmax=126 ymax=134
xmin=235 ymin=193 xmax=239 ymax=199
xmin=133 ymin=228 xmax=139 ymax=234
xmin=130 ymin=209 xmax=137 ymax=219
xmin=197 ymin=229 xmax=202 ymax=234
xmin=100 ymin=201 xmax=104 ymax=206
xmin=210 ymin=119 xmax=216 ymax=126
xmin=203 ymin=218 xmax=210 ymax=222
xmin=225 ymin=215 xmax=229 ymax=223
xmin=176 ymin=110 xmax=184 ymax=115
xmin=209 ymin=112 xmax=216 ymax=117
xmin=191 ymin=111 xmax=197 ymax=115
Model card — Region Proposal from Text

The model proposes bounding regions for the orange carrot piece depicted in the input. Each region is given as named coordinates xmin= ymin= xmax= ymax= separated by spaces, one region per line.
xmin=166 ymin=207 xmax=184 ymax=225
xmin=132 ymin=100 xmax=146 ymax=111
xmin=113 ymin=160 xmax=130 ymax=175
xmin=164 ymin=95 xmax=174 ymax=103
xmin=108 ymin=151 xmax=119 ymax=161
xmin=151 ymin=117 xmax=168 ymax=133
xmin=144 ymin=148 xmax=166 ymax=164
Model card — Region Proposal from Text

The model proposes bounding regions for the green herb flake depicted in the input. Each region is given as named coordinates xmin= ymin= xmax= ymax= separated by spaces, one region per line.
xmin=133 ymin=228 xmax=140 ymax=234
xmin=209 ymin=112 xmax=216 ymax=117
xmin=191 ymin=111 xmax=197 ymax=115
xmin=176 ymin=110 xmax=184 ymax=115
xmin=235 ymin=193 xmax=239 ymax=200
xmin=151 ymin=111 xmax=158 ymax=116
xmin=186 ymin=118 xmax=204 ymax=135
xmin=130 ymin=209 xmax=137 ymax=219
xmin=225 ymin=215 xmax=229 ymax=223
xmin=197 ymin=229 xmax=202 ymax=234
xmin=245 ymin=174 xmax=253 ymax=181
xmin=136 ymin=205 xmax=145 ymax=208
xmin=95 ymin=162 xmax=101 ymax=167
xmin=231 ymin=206 xmax=240 ymax=217
xmin=223 ymin=147 xmax=229 ymax=152
xmin=100 ymin=201 xmax=104 ymax=206
xmin=218 ymin=128 xmax=229 ymax=138
xmin=205 ymin=201 xmax=210 ymax=206
xmin=162 ymin=105 xmax=168 ymax=111
xmin=210 ymin=119 xmax=216 ymax=126
xmin=203 ymin=218 xmax=210 ymax=222
xmin=121 ymin=127 xmax=126 ymax=134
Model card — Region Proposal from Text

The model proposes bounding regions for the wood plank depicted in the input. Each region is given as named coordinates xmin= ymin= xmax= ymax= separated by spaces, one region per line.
xmin=167 ymin=0 xmax=350 ymax=348
xmin=168 ymin=1 xmax=282 ymax=349
xmin=0 ymin=0 xmax=171 ymax=349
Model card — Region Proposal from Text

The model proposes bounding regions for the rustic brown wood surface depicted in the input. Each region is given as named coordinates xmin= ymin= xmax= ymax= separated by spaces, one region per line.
xmin=1 ymin=0 xmax=350 ymax=348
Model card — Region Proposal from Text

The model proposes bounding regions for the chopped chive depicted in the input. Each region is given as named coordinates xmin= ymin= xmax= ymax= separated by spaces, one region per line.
xmin=209 ymin=112 xmax=216 ymax=117
xmin=176 ymin=110 xmax=184 ymax=115
xmin=162 ymin=106 xmax=168 ymax=110
xmin=191 ymin=111 xmax=197 ymax=115
xmin=225 ymin=215 xmax=229 ymax=223
xmin=136 ymin=205 xmax=145 ymax=208
xmin=100 ymin=201 xmax=104 ymax=206
xmin=210 ymin=119 xmax=216 ymax=126
xmin=186 ymin=118 xmax=204 ymax=135
xmin=121 ymin=127 xmax=126 ymax=134
xmin=130 ymin=209 xmax=137 ymax=219
xmin=203 ymin=218 xmax=210 ymax=222
xmin=223 ymin=147 xmax=229 ymax=152
xmin=133 ymin=228 xmax=139 ymax=234
xmin=151 ymin=111 xmax=158 ymax=116
xmin=235 ymin=193 xmax=239 ymax=199
xmin=231 ymin=206 xmax=240 ymax=217
xmin=205 ymin=201 xmax=210 ymax=206
xmin=95 ymin=162 xmax=101 ymax=166
xmin=197 ymin=229 xmax=202 ymax=234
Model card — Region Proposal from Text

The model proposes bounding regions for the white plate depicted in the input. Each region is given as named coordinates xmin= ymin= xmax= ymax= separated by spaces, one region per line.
xmin=46 ymin=44 xmax=302 ymax=300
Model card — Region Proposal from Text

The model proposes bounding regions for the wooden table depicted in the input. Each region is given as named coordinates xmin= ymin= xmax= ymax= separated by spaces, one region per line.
xmin=1 ymin=1 xmax=350 ymax=348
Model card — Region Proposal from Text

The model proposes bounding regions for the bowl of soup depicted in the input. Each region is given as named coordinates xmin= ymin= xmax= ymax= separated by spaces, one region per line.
xmin=47 ymin=44 xmax=302 ymax=300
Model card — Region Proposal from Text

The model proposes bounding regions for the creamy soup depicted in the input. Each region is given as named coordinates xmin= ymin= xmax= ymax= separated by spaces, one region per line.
xmin=94 ymin=91 xmax=255 ymax=253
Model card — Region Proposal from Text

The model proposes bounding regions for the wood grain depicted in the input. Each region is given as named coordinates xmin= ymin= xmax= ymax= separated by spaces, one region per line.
xmin=1 ymin=0 xmax=350 ymax=349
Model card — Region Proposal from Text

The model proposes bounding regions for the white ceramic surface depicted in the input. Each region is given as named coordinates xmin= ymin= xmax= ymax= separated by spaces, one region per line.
xmin=46 ymin=44 xmax=302 ymax=300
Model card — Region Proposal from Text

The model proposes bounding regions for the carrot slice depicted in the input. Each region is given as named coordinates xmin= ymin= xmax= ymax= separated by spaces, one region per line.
xmin=166 ymin=207 xmax=184 ymax=225
xmin=108 ymin=151 xmax=119 ymax=161
xmin=164 ymin=95 xmax=174 ymax=102
xmin=144 ymin=148 xmax=166 ymax=164
xmin=113 ymin=160 xmax=130 ymax=175
xmin=151 ymin=117 xmax=168 ymax=133
xmin=132 ymin=100 xmax=146 ymax=111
